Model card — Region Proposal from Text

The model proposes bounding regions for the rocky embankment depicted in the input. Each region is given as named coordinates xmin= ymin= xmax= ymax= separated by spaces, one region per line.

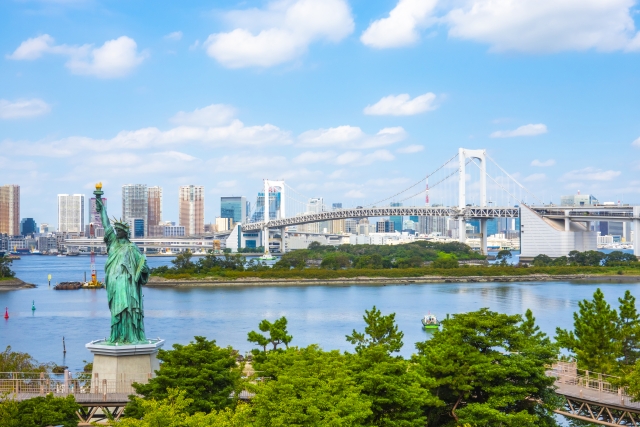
xmin=0 ymin=277 xmax=36 ymax=289
xmin=146 ymin=274 xmax=640 ymax=288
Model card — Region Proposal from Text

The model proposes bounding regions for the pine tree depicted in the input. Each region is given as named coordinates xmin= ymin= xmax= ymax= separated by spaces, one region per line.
xmin=556 ymin=288 xmax=620 ymax=373
xmin=617 ymin=290 xmax=640 ymax=369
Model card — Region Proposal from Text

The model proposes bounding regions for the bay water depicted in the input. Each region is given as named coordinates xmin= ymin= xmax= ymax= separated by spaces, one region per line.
xmin=1 ymin=255 xmax=639 ymax=372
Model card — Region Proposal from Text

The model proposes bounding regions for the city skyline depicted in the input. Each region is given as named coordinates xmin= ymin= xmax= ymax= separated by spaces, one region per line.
xmin=2 ymin=0 xmax=640 ymax=226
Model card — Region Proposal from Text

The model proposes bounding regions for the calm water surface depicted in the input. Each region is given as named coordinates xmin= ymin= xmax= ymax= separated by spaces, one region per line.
xmin=1 ymin=255 xmax=639 ymax=371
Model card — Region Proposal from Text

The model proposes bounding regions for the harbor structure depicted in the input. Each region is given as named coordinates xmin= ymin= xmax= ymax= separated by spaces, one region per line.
xmin=179 ymin=185 xmax=204 ymax=236
xmin=58 ymin=194 xmax=85 ymax=233
xmin=0 ymin=184 xmax=20 ymax=237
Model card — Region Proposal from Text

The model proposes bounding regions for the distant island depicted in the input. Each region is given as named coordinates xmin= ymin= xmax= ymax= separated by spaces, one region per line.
xmin=148 ymin=242 xmax=640 ymax=287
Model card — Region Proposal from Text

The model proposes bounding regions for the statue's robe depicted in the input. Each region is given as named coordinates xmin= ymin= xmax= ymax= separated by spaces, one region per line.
xmin=104 ymin=225 xmax=149 ymax=343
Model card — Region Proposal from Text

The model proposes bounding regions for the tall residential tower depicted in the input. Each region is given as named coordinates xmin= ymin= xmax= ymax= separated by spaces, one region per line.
xmin=0 ymin=185 xmax=20 ymax=236
xmin=122 ymin=184 xmax=148 ymax=236
xmin=58 ymin=194 xmax=85 ymax=233
xmin=179 ymin=185 xmax=204 ymax=236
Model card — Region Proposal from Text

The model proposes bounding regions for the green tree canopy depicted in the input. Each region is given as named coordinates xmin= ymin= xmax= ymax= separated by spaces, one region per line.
xmin=556 ymin=288 xmax=620 ymax=373
xmin=346 ymin=307 xmax=438 ymax=426
xmin=0 ymin=256 xmax=15 ymax=278
xmin=346 ymin=306 xmax=404 ymax=354
xmin=247 ymin=316 xmax=293 ymax=353
xmin=415 ymin=308 xmax=559 ymax=427
xmin=0 ymin=346 xmax=52 ymax=372
xmin=0 ymin=394 xmax=80 ymax=427
xmin=250 ymin=345 xmax=371 ymax=426
xmin=127 ymin=336 xmax=241 ymax=416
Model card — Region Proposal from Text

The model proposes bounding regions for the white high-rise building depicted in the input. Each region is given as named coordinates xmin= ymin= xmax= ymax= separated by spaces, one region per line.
xmin=58 ymin=194 xmax=85 ymax=233
xmin=122 ymin=184 xmax=148 ymax=237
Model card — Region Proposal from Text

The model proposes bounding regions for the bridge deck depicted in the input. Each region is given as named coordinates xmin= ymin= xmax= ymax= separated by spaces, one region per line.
xmin=554 ymin=378 xmax=640 ymax=411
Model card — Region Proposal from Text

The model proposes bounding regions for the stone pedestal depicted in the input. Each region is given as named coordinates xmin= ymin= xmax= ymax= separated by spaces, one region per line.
xmin=86 ymin=339 xmax=164 ymax=393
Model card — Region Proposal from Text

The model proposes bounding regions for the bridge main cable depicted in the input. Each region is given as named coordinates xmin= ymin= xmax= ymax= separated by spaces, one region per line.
xmin=363 ymin=152 xmax=460 ymax=208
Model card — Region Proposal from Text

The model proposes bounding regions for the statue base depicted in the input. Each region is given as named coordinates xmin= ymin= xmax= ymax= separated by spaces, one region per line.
xmin=85 ymin=339 xmax=164 ymax=393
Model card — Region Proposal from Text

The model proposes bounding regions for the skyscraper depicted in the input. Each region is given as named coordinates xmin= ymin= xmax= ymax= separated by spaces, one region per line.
xmin=20 ymin=218 xmax=37 ymax=236
xmin=221 ymin=196 xmax=247 ymax=225
xmin=122 ymin=184 xmax=148 ymax=236
xmin=0 ymin=185 xmax=20 ymax=236
xmin=148 ymin=186 xmax=163 ymax=228
xmin=390 ymin=202 xmax=403 ymax=232
xmin=179 ymin=185 xmax=205 ymax=236
xmin=89 ymin=197 xmax=107 ymax=236
xmin=58 ymin=194 xmax=85 ymax=233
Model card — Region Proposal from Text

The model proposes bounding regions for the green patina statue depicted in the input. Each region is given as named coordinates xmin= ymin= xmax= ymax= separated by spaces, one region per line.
xmin=94 ymin=183 xmax=149 ymax=344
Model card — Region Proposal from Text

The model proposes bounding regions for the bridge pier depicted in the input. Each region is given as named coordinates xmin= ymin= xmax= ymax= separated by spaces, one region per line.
xmin=634 ymin=209 xmax=640 ymax=258
xmin=479 ymin=218 xmax=488 ymax=256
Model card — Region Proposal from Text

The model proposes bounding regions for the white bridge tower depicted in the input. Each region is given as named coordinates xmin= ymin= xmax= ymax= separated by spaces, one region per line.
xmin=458 ymin=148 xmax=488 ymax=254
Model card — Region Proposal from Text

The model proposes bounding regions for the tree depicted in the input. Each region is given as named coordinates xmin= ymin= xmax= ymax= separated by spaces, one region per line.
xmin=0 ymin=256 xmax=15 ymax=278
xmin=346 ymin=307 xmax=438 ymax=426
xmin=556 ymin=288 xmax=620 ymax=373
xmin=320 ymin=252 xmax=351 ymax=270
xmin=605 ymin=251 xmax=639 ymax=267
xmin=0 ymin=346 xmax=52 ymax=372
xmin=568 ymin=250 xmax=605 ymax=266
xmin=496 ymin=249 xmax=512 ymax=266
xmin=346 ymin=306 xmax=404 ymax=354
xmin=415 ymin=308 xmax=559 ymax=427
xmin=617 ymin=290 xmax=640 ymax=369
xmin=0 ymin=394 xmax=80 ymax=427
xmin=532 ymin=254 xmax=552 ymax=267
xmin=127 ymin=336 xmax=241 ymax=416
xmin=247 ymin=317 xmax=293 ymax=352
xmin=114 ymin=389 xmax=253 ymax=427
xmin=250 ymin=345 xmax=371 ymax=426
xmin=171 ymin=251 xmax=195 ymax=271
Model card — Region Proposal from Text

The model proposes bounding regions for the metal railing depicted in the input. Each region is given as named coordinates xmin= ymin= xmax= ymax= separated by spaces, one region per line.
xmin=0 ymin=371 xmax=152 ymax=402
xmin=549 ymin=361 xmax=640 ymax=408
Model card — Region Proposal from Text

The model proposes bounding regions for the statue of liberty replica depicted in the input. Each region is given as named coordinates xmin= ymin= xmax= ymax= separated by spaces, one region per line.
xmin=94 ymin=182 xmax=149 ymax=344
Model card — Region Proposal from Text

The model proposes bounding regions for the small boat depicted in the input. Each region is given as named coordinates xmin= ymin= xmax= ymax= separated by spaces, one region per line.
xmin=259 ymin=253 xmax=276 ymax=261
xmin=57 ymin=254 xmax=66 ymax=257
xmin=421 ymin=313 xmax=440 ymax=330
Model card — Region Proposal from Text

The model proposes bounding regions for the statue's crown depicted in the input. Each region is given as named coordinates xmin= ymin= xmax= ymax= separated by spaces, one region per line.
xmin=112 ymin=217 xmax=130 ymax=231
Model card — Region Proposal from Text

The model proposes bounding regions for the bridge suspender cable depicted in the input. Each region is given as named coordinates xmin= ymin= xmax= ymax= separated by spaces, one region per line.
xmin=363 ymin=152 xmax=460 ymax=208
xmin=485 ymin=154 xmax=544 ymax=205
xmin=394 ymin=159 xmax=473 ymax=204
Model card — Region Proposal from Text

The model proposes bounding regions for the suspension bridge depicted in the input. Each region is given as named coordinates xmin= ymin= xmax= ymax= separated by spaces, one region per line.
xmin=235 ymin=148 xmax=640 ymax=259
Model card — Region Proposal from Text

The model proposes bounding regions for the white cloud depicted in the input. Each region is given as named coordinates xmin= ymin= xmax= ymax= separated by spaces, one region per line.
xmin=293 ymin=150 xmax=336 ymax=164
xmin=204 ymin=0 xmax=354 ymax=68
xmin=562 ymin=167 xmax=621 ymax=181
xmin=0 ymin=119 xmax=291 ymax=158
xmin=524 ymin=173 xmax=546 ymax=182
xmin=632 ymin=137 xmax=640 ymax=147
xmin=531 ymin=159 xmax=555 ymax=167
xmin=364 ymin=92 xmax=437 ymax=116
xmin=0 ymin=98 xmax=51 ymax=119
xmin=397 ymin=144 xmax=424 ymax=154
xmin=361 ymin=0 xmax=437 ymax=48
xmin=446 ymin=0 xmax=640 ymax=53
xmin=345 ymin=189 xmax=365 ymax=198
xmin=335 ymin=149 xmax=395 ymax=166
xmin=490 ymin=123 xmax=547 ymax=138
xmin=336 ymin=151 xmax=362 ymax=165
xmin=164 ymin=31 xmax=183 ymax=41
xmin=8 ymin=34 xmax=145 ymax=78
xmin=169 ymin=104 xmax=237 ymax=127
xmin=297 ymin=125 xmax=406 ymax=148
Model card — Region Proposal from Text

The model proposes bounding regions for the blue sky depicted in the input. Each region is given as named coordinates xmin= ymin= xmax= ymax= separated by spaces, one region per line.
xmin=2 ymin=0 xmax=640 ymax=227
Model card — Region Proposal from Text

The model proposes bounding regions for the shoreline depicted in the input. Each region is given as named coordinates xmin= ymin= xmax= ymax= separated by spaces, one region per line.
xmin=0 ymin=277 xmax=37 ymax=290
xmin=146 ymin=274 xmax=640 ymax=288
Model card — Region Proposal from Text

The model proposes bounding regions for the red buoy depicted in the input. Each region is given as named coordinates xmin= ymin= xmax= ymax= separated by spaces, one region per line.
xmin=3 ymin=307 xmax=8 ymax=319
